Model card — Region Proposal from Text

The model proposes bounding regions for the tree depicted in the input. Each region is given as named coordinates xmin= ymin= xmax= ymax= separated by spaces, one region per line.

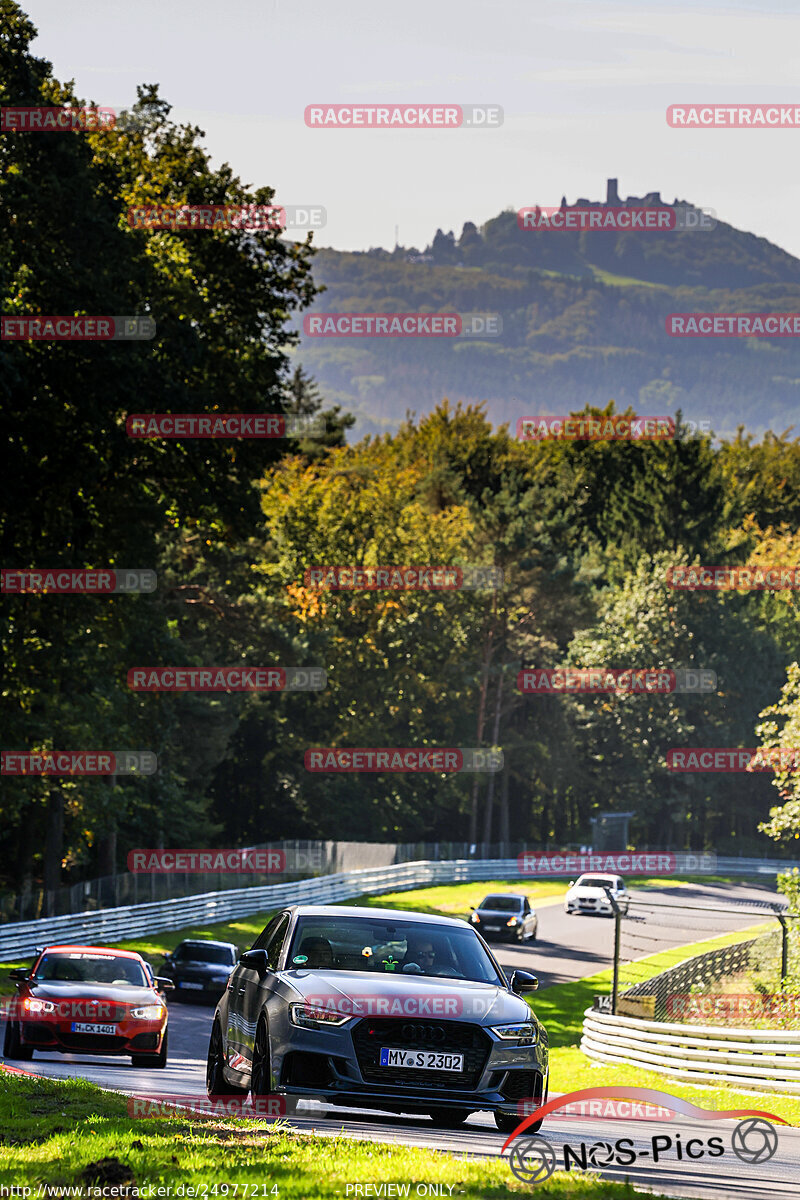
xmin=0 ymin=4 xmax=320 ymax=896
xmin=757 ymin=664 xmax=800 ymax=843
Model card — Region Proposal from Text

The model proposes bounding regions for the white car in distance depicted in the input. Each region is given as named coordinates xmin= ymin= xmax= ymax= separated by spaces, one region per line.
xmin=564 ymin=873 xmax=629 ymax=917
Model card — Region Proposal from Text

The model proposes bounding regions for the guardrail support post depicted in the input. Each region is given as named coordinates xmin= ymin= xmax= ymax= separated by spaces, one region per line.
xmin=605 ymin=887 xmax=621 ymax=1016
xmin=778 ymin=913 xmax=788 ymax=985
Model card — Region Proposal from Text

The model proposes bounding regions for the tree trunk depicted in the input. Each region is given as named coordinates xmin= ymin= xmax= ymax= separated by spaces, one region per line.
xmin=43 ymin=790 xmax=64 ymax=916
xmin=97 ymin=828 xmax=117 ymax=877
xmin=499 ymin=753 xmax=511 ymax=849
xmin=481 ymin=669 xmax=505 ymax=846
xmin=469 ymin=620 xmax=494 ymax=845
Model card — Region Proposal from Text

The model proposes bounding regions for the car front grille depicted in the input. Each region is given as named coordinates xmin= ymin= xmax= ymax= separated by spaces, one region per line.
xmin=351 ymin=1018 xmax=491 ymax=1090
xmin=57 ymin=1033 xmax=128 ymax=1051
xmin=501 ymin=1069 xmax=545 ymax=1103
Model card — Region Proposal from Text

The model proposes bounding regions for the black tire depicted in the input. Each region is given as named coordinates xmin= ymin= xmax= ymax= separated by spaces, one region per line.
xmin=206 ymin=1020 xmax=247 ymax=1097
xmin=3 ymin=1022 xmax=33 ymax=1061
xmin=250 ymin=1017 xmax=271 ymax=1098
xmin=428 ymin=1108 xmax=472 ymax=1127
xmin=132 ymin=1029 xmax=168 ymax=1069
xmin=494 ymin=1109 xmax=522 ymax=1134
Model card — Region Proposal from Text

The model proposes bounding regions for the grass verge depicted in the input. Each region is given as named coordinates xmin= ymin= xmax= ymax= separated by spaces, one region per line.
xmin=0 ymin=1072 xmax=671 ymax=1197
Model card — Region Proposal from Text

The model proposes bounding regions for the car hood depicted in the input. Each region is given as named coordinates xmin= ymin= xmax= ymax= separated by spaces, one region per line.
xmin=281 ymin=969 xmax=532 ymax=1025
xmin=27 ymin=981 xmax=160 ymax=1005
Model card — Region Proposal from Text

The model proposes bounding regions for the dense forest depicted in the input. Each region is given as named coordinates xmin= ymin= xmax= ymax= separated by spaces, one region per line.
xmin=2 ymin=4 xmax=799 ymax=902
xmin=298 ymin=218 xmax=800 ymax=438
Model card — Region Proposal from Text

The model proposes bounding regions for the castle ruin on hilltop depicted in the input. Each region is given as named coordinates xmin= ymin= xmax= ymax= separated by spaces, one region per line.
xmin=560 ymin=179 xmax=680 ymax=208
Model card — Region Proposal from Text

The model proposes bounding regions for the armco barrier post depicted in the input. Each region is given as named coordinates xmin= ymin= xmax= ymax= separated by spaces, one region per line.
xmin=778 ymin=913 xmax=788 ymax=985
xmin=606 ymin=886 xmax=621 ymax=1015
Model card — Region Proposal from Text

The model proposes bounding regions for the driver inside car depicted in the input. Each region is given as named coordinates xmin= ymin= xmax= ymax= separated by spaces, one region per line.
xmin=400 ymin=938 xmax=437 ymax=974
xmin=297 ymin=937 xmax=335 ymax=968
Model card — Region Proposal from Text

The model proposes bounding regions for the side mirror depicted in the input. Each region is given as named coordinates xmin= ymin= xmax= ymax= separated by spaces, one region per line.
xmin=240 ymin=949 xmax=270 ymax=975
xmin=154 ymin=977 xmax=175 ymax=991
xmin=510 ymin=970 xmax=539 ymax=995
xmin=469 ymin=906 xmax=475 ymax=912
xmin=8 ymin=968 xmax=29 ymax=982
xmin=567 ymin=880 xmax=574 ymax=888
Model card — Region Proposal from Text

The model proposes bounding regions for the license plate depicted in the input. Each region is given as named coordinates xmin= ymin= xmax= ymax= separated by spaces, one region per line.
xmin=71 ymin=1022 xmax=117 ymax=1035
xmin=379 ymin=1048 xmax=464 ymax=1071
xmin=484 ymin=924 xmax=500 ymax=930
xmin=179 ymin=982 xmax=204 ymax=989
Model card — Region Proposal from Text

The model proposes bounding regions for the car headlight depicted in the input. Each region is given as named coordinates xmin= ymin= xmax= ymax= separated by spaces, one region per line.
xmin=506 ymin=917 xmax=518 ymax=926
xmin=470 ymin=913 xmax=480 ymax=923
xmin=24 ymin=998 xmax=55 ymax=1014
xmin=129 ymin=1004 xmax=166 ymax=1020
xmin=491 ymin=1021 xmax=537 ymax=1045
xmin=289 ymin=1002 xmax=351 ymax=1029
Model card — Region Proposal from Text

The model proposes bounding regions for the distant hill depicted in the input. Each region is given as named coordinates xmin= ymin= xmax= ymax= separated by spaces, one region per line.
xmin=296 ymin=181 xmax=800 ymax=439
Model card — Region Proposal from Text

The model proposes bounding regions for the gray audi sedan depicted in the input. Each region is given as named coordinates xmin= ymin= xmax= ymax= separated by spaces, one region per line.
xmin=206 ymin=905 xmax=549 ymax=1132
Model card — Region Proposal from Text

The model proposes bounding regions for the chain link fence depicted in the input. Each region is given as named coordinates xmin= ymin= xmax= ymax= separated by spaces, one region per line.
xmin=598 ymin=893 xmax=800 ymax=1029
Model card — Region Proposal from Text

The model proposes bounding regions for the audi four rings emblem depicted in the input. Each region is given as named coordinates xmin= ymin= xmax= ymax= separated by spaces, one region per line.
xmin=400 ymin=1024 xmax=446 ymax=1042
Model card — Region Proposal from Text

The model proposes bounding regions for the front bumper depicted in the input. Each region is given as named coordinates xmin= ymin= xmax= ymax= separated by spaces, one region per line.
xmin=566 ymin=899 xmax=613 ymax=915
xmin=170 ymin=977 xmax=229 ymax=999
xmin=19 ymin=1016 xmax=167 ymax=1055
xmin=269 ymin=1016 xmax=548 ymax=1115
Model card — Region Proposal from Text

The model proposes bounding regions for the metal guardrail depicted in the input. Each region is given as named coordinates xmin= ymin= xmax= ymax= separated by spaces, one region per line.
xmin=581 ymin=1008 xmax=800 ymax=1094
xmin=0 ymin=853 xmax=797 ymax=960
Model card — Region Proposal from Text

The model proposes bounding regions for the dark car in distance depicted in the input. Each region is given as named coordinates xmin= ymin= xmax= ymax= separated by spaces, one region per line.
xmin=160 ymin=940 xmax=238 ymax=1001
xmin=468 ymin=894 xmax=538 ymax=943
xmin=3 ymin=944 xmax=172 ymax=1067
xmin=206 ymin=904 xmax=549 ymax=1133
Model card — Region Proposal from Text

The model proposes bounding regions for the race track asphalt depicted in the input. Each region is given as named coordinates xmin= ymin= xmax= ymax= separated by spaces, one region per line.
xmin=3 ymin=880 xmax=797 ymax=1198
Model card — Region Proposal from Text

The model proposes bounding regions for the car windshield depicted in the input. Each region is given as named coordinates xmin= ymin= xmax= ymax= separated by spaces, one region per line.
xmin=286 ymin=916 xmax=503 ymax=984
xmin=34 ymin=952 xmax=149 ymax=987
xmin=480 ymin=895 xmax=522 ymax=911
xmin=173 ymin=944 xmax=234 ymax=965
xmin=577 ymin=876 xmax=618 ymax=888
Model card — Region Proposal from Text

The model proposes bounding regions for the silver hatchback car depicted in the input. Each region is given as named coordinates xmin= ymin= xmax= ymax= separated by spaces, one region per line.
xmin=206 ymin=904 xmax=549 ymax=1133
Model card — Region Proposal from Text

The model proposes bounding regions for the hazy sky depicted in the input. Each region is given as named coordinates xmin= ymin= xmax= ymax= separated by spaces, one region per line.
xmin=24 ymin=0 xmax=800 ymax=258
